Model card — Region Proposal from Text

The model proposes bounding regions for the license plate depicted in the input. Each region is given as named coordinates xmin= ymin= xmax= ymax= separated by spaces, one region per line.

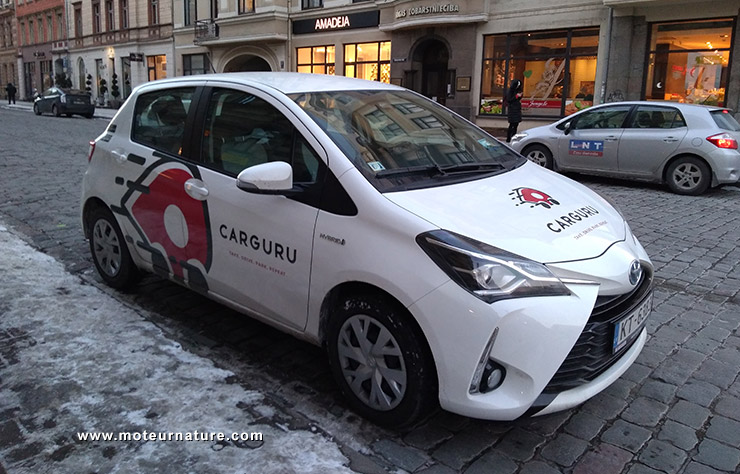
xmin=74 ymin=99 xmax=86 ymax=104
xmin=613 ymin=293 xmax=652 ymax=353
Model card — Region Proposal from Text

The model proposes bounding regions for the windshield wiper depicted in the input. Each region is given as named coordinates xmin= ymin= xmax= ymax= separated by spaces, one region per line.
xmin=375 ymin=164 xmax=447 ymax=178
xmin=439 ymin=162 xmax=505 ymax=173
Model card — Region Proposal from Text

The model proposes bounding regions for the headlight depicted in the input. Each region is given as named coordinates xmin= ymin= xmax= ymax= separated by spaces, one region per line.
xmin=417 ymin=230 xmax=570 ymax=303
xmin=511 ymin=132 xmax=528 ymax=142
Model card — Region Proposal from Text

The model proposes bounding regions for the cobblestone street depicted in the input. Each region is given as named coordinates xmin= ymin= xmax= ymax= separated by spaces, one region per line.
xmin=1 ymin=104 xmax=739 ymax=473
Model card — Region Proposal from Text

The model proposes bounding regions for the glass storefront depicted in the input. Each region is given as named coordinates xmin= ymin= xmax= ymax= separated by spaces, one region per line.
xmin=344 ymin=41 xmax=391 ymax=83
xmin=480 ymin=28 xmax=599 ymax=117
xmin=645 ymin=18 xmax=733 ymax=106
xmin=296 ymin=45 xmax=335 ymax=75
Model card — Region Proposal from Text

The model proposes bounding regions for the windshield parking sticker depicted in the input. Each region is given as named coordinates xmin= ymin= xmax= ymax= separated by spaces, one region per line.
xmin=569 ymin=140 xmax=604 ymax=157
xmin=510 ymin=187 xmax=560 ymax=209
xmin=367 ymin=161 xmax=386 ymax=172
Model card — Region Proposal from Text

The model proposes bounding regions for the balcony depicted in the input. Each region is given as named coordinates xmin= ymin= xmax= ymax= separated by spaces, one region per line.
xmin=194 ymin=19 xmax=219 ymax=44
xmin=51 ymin=40 xmax=68 ymax=53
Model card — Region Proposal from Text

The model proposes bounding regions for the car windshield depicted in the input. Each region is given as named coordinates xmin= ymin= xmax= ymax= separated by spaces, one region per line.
xmin=290 ymin=90 xmax=524 ymax=192
xmin=710 ymin=110 xmax=740 ymax=131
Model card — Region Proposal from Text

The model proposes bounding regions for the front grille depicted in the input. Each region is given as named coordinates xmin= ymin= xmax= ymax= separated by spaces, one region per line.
xmin=543 ymin=265 xmax=653 ymax=393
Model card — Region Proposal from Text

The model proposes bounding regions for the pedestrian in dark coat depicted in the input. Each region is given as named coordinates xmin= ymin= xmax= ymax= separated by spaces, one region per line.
xmin=5 ymin=83 xmax=16 ymax=105
xmin=505 ymin=79 xmax=523 ymax=143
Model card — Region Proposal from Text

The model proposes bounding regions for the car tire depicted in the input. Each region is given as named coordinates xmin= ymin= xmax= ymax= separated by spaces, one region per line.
xmin=65 ymin=113 xmax=73 ymax=117
xmin=84 ymin=113 xmax=94 ymax=119
xmin=326 ymin=293 xmax=437 ymax=429
xmin=33 ymin=103 xmax=41 ymax=115
xmin=88 ymin=207 xmax=140 ymax=290
xmin=52 ymin=104 xmax=61 ymax=117
xmin=665 ymin=156 xmax=711 ymax=195
xmin=523 ymin=144 xmax=554 ymax=169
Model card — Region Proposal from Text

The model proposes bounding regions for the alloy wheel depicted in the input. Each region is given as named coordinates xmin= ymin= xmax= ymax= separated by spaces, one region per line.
xmin=671 ymin=163 xmax=702 ymax=191
xmin=527 ymin=149 xmax=549 ymax=167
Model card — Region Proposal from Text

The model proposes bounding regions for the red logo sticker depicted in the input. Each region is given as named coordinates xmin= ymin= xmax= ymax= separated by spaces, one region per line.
xmin=510 ymin=187 xmax=560 ymax=209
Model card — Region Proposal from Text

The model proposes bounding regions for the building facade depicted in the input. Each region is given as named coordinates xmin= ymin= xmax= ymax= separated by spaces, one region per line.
xmin=0 ymin=0 xmax=17 ymax=97
xmin=172 ymin=0 xmax=739 ymax=129
xmin=14 ymin=0 xmax=67 ymax=100
xmin=66 ymin=0 xmax=174 ymax=105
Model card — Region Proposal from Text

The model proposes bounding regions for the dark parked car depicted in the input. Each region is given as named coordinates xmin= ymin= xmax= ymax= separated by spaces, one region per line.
xmin=33 ymin=87 xmax=95 ymax=118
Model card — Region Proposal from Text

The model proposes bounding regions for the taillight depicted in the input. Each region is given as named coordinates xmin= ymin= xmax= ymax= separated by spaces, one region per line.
xmin=706 ymin=133 xmax=738 ymax=150
xmin=88 ymin=140 xmax=96 ymax=162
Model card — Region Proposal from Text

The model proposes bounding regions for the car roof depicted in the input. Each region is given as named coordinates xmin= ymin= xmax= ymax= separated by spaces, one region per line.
xmin=587 ymin=100 xmax=726 ymax=112
xmin=137 ymin=72 xmax=404 ymax=95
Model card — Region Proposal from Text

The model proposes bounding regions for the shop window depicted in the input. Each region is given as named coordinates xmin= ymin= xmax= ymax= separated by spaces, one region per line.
xmin=147 ymin=55 xmax=167 ymax=81
xmin=296 ymin=46 xmax=335 ymax=75
xmin=480 ymin=28 xmax=598 ymax=118
xmin=183 ymin=54 xmax=210 ymax=75
xmin=645 ymin=18 xmax=733 ymax=107
xmin=344 ymin=41 xmax=391 ymax=83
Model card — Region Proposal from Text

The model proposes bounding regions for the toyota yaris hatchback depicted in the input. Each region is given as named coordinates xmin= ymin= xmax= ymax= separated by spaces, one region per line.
xmin=510 ymin=101 xmax=740 ymax=195
xmin=81 ymin=73 xmax=652 ymax=428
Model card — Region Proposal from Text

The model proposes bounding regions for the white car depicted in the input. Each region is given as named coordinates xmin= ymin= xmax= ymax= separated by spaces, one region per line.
xmin=510 ymin=101 xmax=740 ymax=195
xmin=81 ymin=73 xmax=652 ymax=428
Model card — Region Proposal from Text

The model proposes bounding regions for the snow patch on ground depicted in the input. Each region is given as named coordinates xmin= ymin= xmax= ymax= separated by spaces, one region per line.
xmin=0 ymin=222 xmax=351 ymax=473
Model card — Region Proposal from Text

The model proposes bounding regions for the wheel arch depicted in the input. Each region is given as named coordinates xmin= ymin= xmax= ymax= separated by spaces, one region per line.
xmin=521 ymin=142 xmax=556 ymax=169
xmin=82 ymin=197 xmax=111 ymax=239
xmin=318 ymin=282 xmax=437 ymax=377
xmin=661 ymin=153 xmax=715 ymax=186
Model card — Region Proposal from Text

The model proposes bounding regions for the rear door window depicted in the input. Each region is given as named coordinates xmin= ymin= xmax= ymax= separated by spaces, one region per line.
xmin=628 ymin=106 xmax=686 ymax=129
xmin=710 ymin=110 xmax=740 ymax=131
xmin=132 ymin=88 xmax=196 ymax=156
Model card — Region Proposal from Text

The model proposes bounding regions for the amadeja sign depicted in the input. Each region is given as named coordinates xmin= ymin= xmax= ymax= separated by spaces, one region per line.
xmin=395 ymin=3 xmax=461 ymax=18
xmin=293 ymin=11 xmax=380 ymax=35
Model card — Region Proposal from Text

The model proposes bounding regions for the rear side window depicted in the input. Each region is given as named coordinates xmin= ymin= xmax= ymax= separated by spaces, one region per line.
xmin=710 ymin=110 xmax=740 ymax=131
xmin=132 ymin=88 xmax=195 ymax=156
xmin=628 ymin=106 xmax=686 ymax=129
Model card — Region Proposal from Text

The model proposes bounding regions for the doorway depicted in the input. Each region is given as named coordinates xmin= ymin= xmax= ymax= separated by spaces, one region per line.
xmin=413 ymin=39 xmax=449 ymax=105
xmin=224 ymin=55 xmax=271 ymax=72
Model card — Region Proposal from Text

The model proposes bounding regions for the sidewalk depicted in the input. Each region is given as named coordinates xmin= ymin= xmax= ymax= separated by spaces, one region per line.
xmin=0 ymin=220 xmax=353 ymax=473
xmin=1 ymin=100 xmax=118 ymax=119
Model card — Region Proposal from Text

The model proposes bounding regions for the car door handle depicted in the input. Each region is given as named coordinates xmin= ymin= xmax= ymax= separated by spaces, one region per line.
xmin=184 ymin=178 xmax=209 ymax=201
xmin=110 ymin=149 xmax=127 ymax=164
xmin=663 ymin=137 xmax=679 ymax=143
xmin=604 ymin=136 xmax=619 ymax=142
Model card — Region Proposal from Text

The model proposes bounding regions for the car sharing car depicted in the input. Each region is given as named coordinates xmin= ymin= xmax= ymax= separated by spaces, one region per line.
xmin=81 ymin=73 xmax=653 ymax=428
xmin=34 ymin=87 xmax=95 ymax=119
xmin=510 ymin=101 xmax=740 ymax=195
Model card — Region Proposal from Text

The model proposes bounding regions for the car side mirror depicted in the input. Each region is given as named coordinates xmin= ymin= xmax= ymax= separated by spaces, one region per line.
xmin=564 ymin=121 xmax=574 ymax=135
xmin=236 ymin=161 xmax=297 ymax=195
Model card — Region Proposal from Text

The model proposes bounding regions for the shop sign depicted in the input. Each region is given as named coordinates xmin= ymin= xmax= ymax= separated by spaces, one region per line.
xmin=395 ymin=3 xmax=460 ymax=19
xmin=293 ymin=11 xmax=380 ymax=35
xmin=129 ymin=53 xmax=144 ymax=62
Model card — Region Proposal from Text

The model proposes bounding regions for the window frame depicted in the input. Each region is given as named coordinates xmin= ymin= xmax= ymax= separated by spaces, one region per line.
xmin=296 ymin=45 xmax=335 ymax=75
xmin=92 ymin=0 xmax=101 ymax=34
xmin=343 ymin=41 xmax=391 ymax=83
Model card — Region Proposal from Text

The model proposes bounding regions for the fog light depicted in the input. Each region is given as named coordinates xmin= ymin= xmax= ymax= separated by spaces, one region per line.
xmin=480 ymin=361 xmax=506 ymax=393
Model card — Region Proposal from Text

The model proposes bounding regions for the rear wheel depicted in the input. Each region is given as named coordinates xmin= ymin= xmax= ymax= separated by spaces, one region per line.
xmin=327 ymin=293 xmax=437 ymax=429
xmin=84 ymin=113 xmax=94 ymax=119
xmin=65 ymin=113 xmax=72 ymax=117
xmin=523 ymin=144 xmax=554 ymax=169
xmin=88 ymin=207 xmax=139 ymax=289
xmin=52 ymin=104 xmax=61 ymax=117
xmin=33 ymin=103 xmax=41 ymax=115
xmin=666 ymin=156 xmax=711 ymax=195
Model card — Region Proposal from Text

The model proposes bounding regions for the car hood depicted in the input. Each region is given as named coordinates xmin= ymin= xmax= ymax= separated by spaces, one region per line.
xmin=385 ymin=162 xmax=626 ymax=264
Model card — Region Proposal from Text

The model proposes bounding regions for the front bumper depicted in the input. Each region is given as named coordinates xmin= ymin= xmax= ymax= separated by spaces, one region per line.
xmin=409 ymin=240 xmax=652 ymax=421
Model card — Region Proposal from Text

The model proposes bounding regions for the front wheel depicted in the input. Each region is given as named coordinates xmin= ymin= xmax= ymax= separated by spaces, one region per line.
xmin=33 ymin=103 xmax=41 ymax=115
xmin=523 ymin=144 xmax=554 ymax=169
xmin=326 ymin=293 xmax=437 ymax=429
xmin=665 ymin=156 xmax=710 ymax=195
xmin=52 ymin=104 xmax=61 ymax=117
xmin=88 ymin=207 xmax=140 ymax=289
